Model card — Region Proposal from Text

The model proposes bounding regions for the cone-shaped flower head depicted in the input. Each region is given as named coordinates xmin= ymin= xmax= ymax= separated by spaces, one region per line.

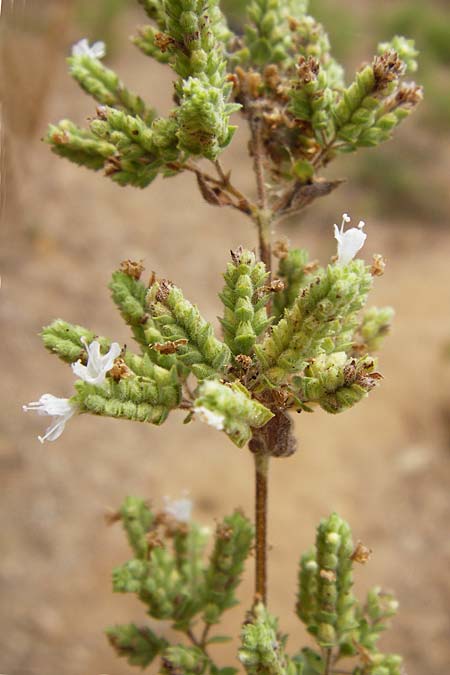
xmin=72 ymin=337 xmax=121 ymax=385
xmin=334 ymin=213 xmax=367 ymax=265
xmin=23 ymin=394 xmax=75 ymax=443
xmin=163 ymin=495 xmax=192 ymax=523
xmin=71 ymin=38 xmax=106 ymax=59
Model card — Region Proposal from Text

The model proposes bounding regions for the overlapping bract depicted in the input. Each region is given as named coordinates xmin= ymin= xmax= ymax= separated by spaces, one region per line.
xmin=194 ymin=380 xmax=274 ymax=448
xmin=45 ymin=0 xmax=421 ymax=196
xmin=220 ymin=248 xmax=271 ymax=356
xmin=255 ymin=260 xmax=373 ymax=384
xmin=39 ymin=236 xmax=390 ymax=445
xmin=109 ymin=497 xmax=253 ymax=670
xmin=295 ymin=514 xmax=403 ymax=675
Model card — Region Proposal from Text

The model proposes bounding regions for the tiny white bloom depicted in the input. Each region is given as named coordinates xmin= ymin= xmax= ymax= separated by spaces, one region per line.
xmin=23 ymin=394 xmax=75 ymax=444
xmin=193 ymin=405 xmax=225 ymax=431
xmin=72 ymin=337 xmax=121 ymax=385
xmin=333 ymin=213 xmax=367 ymax=266
xmin=163 ymin=495 xmax=192 ymax=523
xmin=71 ymin=38 xmax=106 ymax=59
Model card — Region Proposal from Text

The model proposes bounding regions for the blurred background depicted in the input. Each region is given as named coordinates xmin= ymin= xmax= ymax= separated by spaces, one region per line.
xmin=1 ymin=1 xmax=450 ymax=673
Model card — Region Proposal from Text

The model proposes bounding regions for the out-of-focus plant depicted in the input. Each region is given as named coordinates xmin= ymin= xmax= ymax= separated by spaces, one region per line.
xmin=76 ymin=0 xmax=129 ymax=50
xmin=24 ymin=0 xmax=422 ymax=672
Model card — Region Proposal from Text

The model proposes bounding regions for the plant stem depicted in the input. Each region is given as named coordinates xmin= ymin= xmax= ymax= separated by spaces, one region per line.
xmin=255 ymin=208 xmax=272 ymax=278
xmin=248 ymin=106 xmax=273 ymax=274
xmin=254 ymin=452 xmax=270 ymax=603
xmin=324 ymin=648 xmax=333 ymax=675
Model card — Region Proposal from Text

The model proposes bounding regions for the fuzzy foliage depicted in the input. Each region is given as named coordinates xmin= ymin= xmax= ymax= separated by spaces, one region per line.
xmin=68 ymin=51 xmax=156 ymax=124
xmin=272 ymin=248 xmax=319 ymax=321
xmin=296 ymin=514 xmax=403 ymax=672
xmin=296 ymin=353 xmax=381 ymax=414
xmin=35 ymin=5 xmax=417 ymax=671
xmin=106 ymin=623 xmax=168 ymax=668
xmin=110 ymin=498 xmax=253 ymax=667
xmin=255 ymin=261 xmax=372 ymax=385
xmin=147 ymin=280 xmax=231 ymax=379
xmin=45 ymin=0 xmax=421 ymax=194
xmin=357 ymin=306 xmax=395 ymax=353
xmin=220 ymin=248 xmax=271 ymax=356
xmin=73 ymin=361 xmax=181 ymax=425
xmin=203 ymin=510 xmax=255 ymax=624
xmin=194 ymin=380 xmax=274 ymax=448
xmin=41 ymin=319 xmax=111 ymax=363
xmin=239 ymin=603 xmax=298 ymax=675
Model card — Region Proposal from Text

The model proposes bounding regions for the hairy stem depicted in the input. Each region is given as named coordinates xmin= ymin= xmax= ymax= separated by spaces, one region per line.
xmin=248 ymin=107 xmax=273 ymax=274
xmin=254 ymin=452 xmax=270 ymax=603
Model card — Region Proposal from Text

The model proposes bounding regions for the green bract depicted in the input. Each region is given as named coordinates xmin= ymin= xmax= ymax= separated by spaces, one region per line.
xmin=45 ymin=0 xmax=421 ymax=191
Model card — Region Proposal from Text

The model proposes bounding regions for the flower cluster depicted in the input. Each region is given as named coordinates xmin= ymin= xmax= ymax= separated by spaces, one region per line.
xmin=24 ymin=339 xmax=120 ymax=443
xmin=25 ymin=216 xmax=387 ymax=451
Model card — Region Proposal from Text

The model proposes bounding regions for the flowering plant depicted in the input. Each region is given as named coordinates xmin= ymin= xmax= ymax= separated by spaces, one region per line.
xmin=25 ymin=1 xmax=421 ymax=673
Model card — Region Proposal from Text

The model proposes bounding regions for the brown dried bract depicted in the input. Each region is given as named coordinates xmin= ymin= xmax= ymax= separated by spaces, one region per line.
xmin=350 ymin=540 xmax=373 ymax=564
xmin=230 ymin=245 xmax=244 ymax=265
xmin=269 ymin=279 xmax=285 ymax=293
xmin=96 ymin=105 xmax=108 ymax=120
xmin=109 ymin=357 xmax=132 ymax=382
xmin=247 ymin=71 xmax=263 ymax=99
xmin=303 ymin=260 xmax=320 ymax=274
xmin=148 ymin=271 xmax=157 ymax=288
xmin=120 ymin=259 xmax=145 ymax=280
xmin=273 ymin=238 xmax=290 ymax=259
xmin=155 ymin=279 xmax=174 ymax=302
xmin=104 ymin=156 xmax=122 ymax=176
xmin=264 ymin=64 xmax=281 ymax=92
xmin=287 ymin=16 xmax=300 ymax=31
xmin=395 ymin=83 xmax=424 ymax=109
xmin=235 ymin=354 xmax=253 ymax=370
xmin=154 ymin=32 xmax=176 ymax=53
xmin=51 ymin=131 xmax=69 ymax=145
xmin=373 ymin=50 xmax=405 ymax=92
xmin=320 ymin=568 xmax=337 ymax=582
xmin=151 ymin=339 xmax=188 ymax=354
xmin=296 ymin=55 xmax=320 ymax=85
xmin=371 ymin=254 xmax=386 ymax=277
xmin=147 ymin=530 xmax=164 ymax=550
xmin=217 ymin=522 xmax=233 ymax=540
xmin=104 ymin=509 xmax=121 ymax=526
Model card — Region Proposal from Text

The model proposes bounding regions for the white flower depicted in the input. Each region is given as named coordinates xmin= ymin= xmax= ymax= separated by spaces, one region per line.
xmin=72 ymin=337 xmax=121 ymax=385
xmin=71 ymin=38 xmax=106 ymax=59
xmin=163 ymin=495 xmax=192 ymax=523
xmin=193 ymin=405 xmax=225 ymax=431
xmin=333 ymin=213 xmax=367 ymax=265
xmin=23 ymin=394 xmax=76 ymax=444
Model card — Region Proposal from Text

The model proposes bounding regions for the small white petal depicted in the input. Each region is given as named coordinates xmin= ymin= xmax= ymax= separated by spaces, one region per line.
xmin=163 ymin=496 xmax=192 ymax=523
xmin=333 ymin=215 xmax=367 ymax=265
xmin=72 ymin=340 xmax=121 ymax=385
xmin=90 ymin=41 xmax=106 ymax=59
xmin=194 ymin=406 xmax=225 ymax=431
xmin=23 ymin=394 xmax=75 ymax=443
xmin=71 ymin=38 xmax=106 ymax=59
xmin=342 ymin=213 xmax=351 ymax=223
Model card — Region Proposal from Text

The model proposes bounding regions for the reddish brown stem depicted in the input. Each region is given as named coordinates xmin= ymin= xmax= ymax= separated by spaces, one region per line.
xmin=254 ymin=452 xmax=270 ymax=604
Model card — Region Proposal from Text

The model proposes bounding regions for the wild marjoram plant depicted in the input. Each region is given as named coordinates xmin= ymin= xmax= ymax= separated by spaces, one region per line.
xmin=23 ymin=2 xmax=421 ymax=673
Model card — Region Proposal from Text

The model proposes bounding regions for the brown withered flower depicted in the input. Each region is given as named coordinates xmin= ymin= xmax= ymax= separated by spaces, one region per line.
xmin=120 ymin=259 xmax=145 ymax=280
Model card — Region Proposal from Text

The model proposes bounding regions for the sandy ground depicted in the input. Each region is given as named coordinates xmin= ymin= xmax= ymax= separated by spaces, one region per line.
xmin=1 ymin=7 xmax=450 ymax=675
